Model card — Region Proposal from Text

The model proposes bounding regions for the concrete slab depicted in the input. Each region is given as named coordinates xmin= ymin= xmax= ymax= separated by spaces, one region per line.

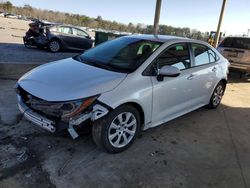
xmin=0 ymin=43 xmax=79 ymax=79
xmin=0 ymin=79 xmax=20 ymax=125
xmin=0 ymin=63 xmax=38 ymax=79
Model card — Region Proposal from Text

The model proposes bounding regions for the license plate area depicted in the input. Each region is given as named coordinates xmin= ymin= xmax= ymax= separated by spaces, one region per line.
xmin=228 ymin=52 xmax=238 ymax=57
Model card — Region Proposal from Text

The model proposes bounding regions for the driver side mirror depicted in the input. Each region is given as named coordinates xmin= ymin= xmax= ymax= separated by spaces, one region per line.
xmin=157 ymin=65 xmax=181 ymax=81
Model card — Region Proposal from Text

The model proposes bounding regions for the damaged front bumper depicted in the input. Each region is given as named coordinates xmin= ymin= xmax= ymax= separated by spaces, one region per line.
xmin=17 ymin=95 xmax=109 ymax=139
xmin=18 ymin=95 xmax=56 ymax=133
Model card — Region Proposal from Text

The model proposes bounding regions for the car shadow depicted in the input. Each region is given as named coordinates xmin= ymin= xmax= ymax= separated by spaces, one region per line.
xmin=228 ymin=70 xmax=250 ymax=83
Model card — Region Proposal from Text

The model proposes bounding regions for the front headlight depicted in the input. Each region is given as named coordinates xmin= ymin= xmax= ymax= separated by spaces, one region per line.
xmin=61 ymin=96 xmax=99 ymax=119
xmin=26 ymin=95 xmax=99 ymax=120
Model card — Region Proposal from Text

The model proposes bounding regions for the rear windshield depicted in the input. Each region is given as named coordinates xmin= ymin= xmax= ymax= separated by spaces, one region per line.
xmin=219 ymin=37 xmax=250 ymax=50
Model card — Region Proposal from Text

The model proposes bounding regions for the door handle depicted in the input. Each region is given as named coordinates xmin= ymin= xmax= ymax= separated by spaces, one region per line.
xmin=187 ymin=74 xmax=196 ymax=80
xmin=212 ymin=67 xmax=217 ymax=72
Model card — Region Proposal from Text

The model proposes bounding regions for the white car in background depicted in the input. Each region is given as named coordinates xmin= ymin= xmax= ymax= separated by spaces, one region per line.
xmin=218 ymin=36 xmax=250 ymax=73
xmin=4 ymin=13 xmax=18 ymax=19
xmin=16 ymin=35 xmax=229 ymax=153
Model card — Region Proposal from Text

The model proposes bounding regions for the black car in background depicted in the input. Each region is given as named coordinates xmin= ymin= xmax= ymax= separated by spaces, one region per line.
xmin=47 ymin=25 xmax=94 ymax=52
xmin=24 ymin=22 xmax=94 ymax=52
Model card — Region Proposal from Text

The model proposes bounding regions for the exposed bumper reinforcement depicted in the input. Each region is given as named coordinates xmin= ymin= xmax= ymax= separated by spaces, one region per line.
xmin=17 ymin=95 xmax=56 ymax=133
xmin=67 ymin=104 xmax=109 ymax=139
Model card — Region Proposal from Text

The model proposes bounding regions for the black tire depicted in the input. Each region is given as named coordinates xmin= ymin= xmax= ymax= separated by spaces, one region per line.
xmin=48 ymin=39 xmax=61 ymax=52
xmin=207 ymin=81 xmax=226 ymax=109
xmin=92 ymin=105 xmax=141 ymax=153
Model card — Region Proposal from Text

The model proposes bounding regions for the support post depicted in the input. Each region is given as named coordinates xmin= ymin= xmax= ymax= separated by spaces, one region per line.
xmin=214 ymin=0 xmax=227 ymax=47
xmin=153 ymin=0 xmax=162 ymax=35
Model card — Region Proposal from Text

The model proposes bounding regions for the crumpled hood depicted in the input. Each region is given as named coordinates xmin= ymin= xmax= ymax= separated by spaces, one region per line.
xmin=18 ymin=58 xmax=127 ymax=101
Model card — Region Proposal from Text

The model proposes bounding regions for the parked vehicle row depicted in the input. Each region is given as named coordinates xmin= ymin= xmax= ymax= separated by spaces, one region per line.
xmin=16 ymin=35 xmax=229 ymax=153
xmin=0 ymin=12 xmax=36 ymax=21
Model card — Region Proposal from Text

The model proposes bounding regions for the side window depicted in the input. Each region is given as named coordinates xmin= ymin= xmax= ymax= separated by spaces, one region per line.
xmin=49 ymin=26 xmax=57 ymax=32
xmin=156 ymin=43 xmax=191 ymax=71
xmin=137 ymin=43 xmax=161 ymax=55
xmin=58 ymin=26 xmax=73 ymax=35
xmin=208 ymin=49 xmax=218 ymax=63
xmin=72 ymin=28 xmax=89 ymax=37
xmin=192 ymin=44 xmax=217 ymax=66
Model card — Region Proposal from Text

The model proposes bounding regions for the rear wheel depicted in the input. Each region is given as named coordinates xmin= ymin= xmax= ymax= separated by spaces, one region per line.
xmin=207 ymin=81 xmax=225 ymax=109
xmin=92 ymin=105 xmax=141 ymax=153
xmin=48 ymin=39 xmax=61 ymax=52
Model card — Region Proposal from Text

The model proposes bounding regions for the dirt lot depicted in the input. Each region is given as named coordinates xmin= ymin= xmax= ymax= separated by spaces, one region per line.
xmin=1 ymin=17 xmax=250 ymax=188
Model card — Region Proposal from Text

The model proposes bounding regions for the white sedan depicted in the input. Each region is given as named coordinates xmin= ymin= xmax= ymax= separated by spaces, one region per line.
xmin=16 ymin=35 xmax=229 ymax=153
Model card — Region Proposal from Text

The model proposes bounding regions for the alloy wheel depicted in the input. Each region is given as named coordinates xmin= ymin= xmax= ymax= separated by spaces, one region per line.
xmin=212 ymin=85 xmax=224 ymax=106
xmin=108 ymin=112 xmax=137 ymax=148
xmin=49 ymin=41 xmax=60 ymax=52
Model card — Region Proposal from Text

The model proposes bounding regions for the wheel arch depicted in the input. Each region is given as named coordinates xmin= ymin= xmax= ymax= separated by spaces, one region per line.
xmin=115 ymin=102 xmax=145 ymax=128
xmin=206 ymin=78 xmax=227 ymax=106
xmin=49 ymin=37 xmax=62 ymax=44
xmin=220 ymin=78 xmax=227 ymax=86
xmin=211 ymin=78 xmax=227 ymax=94
xmin=219 ymin=78 xmax=227 ymax=94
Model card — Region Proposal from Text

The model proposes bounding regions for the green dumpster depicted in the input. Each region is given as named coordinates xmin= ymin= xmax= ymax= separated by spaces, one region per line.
xmin=95 ymin=31 xmax=127 ymax=46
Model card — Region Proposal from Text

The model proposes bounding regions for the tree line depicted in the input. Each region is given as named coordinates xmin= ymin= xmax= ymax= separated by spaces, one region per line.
xmin=0 ymin=1 xmax=209 ymax=40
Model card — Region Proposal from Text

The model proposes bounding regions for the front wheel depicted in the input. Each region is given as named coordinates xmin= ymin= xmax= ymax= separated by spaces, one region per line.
xmin=92 ymin=105 xmax=141 ymax=153
xmin=207 ymin=81 xmax=226 ymax=109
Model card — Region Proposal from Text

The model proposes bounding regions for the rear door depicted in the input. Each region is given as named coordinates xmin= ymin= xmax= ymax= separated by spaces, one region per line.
xmin=72 ymin=28 xmax=93 ymax=50
xmin=189 ymin=43 xmax=220 ymax=105
xmin=56 ymin=26 xmax=76 ymax=48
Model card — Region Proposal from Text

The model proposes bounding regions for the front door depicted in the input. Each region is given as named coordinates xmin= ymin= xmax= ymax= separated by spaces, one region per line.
xmin=72 ymin=28 xmax=93 ymax=50
xmin=151 ymin=43 xmax=196 ymax=125
xmin=57 ymin=26 xmax=76 ymax=48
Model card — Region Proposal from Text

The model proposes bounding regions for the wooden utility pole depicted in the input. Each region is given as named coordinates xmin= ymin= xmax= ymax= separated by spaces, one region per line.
xmin=153 ymin=0 xmax=162 ymax=35
xmin=214 ymin=0 xmax=227 ymax=47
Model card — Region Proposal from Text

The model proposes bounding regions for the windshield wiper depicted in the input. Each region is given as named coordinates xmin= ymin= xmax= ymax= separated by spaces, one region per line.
xmin=73 ymin=55 xmax=83 ymax=62
xmin=73 ymin=55 xmax=130 ymax=73
xmin=73 ymin=55 xmax=114 ymax=71
xmin=91 ymin=62 xmax=115 ymax=71
xmin=105 ymin=63 xmax=131 ymax=73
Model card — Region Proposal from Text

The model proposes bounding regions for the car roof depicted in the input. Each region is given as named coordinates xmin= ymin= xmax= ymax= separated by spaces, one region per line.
xmin=52 ymin=24 xmax=82 ymax=29
xmin=125 ymin=34 xmax=190 ymax=43
xmin=224 ymin=36 xmax=250 ymax=39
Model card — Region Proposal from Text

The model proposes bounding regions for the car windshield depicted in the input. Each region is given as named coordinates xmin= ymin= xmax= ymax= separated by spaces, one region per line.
xmin=74 ymin=37 xmax=162 ymax=73
xmin=219 ymin=37 xmax=250 ymax=50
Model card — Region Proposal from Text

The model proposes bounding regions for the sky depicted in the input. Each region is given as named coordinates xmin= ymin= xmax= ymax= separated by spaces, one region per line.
xmin=8 ymin=0 xmax=250 ymax=36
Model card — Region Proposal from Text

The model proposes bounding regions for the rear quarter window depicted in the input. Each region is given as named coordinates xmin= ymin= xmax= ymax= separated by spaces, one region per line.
xmin=208 ymin=49 xmax=218 ymax=63
xmin=192 ymin=44 xmax=218 ymax=66
xmin=50 ymin=27 xmax=57 ymax=32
